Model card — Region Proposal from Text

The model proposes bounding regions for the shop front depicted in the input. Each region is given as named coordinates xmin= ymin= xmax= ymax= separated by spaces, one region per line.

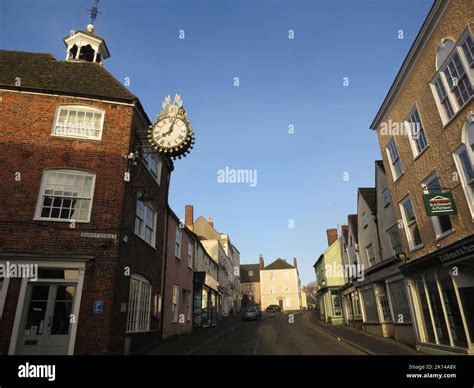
xmin=193 ymin=272 xmax=219 ymax=328
xmin=402 ymin=235 xmax=474 ymax=354
xmin=0 ymin=254 xmax=89 ymax=355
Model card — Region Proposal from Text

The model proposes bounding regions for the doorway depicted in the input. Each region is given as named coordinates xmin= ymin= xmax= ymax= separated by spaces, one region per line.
xmin=278 ymin=298 xmax=284 ymax=311
xmin=15 ymin=283 xmax=76 ymax=355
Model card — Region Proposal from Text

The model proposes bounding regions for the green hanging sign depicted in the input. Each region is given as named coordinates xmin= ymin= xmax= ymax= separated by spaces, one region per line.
xmin=423 ymin=192 xmax=457 ymax=216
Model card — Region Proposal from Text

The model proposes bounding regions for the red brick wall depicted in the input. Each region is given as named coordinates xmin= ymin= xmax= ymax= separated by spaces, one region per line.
xmin=0 ymin=90 xmax=171 ymax=354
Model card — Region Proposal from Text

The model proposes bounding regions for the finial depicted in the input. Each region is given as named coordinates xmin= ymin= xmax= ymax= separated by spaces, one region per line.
xmin=85 ymin=0 xmax=104 ymax=26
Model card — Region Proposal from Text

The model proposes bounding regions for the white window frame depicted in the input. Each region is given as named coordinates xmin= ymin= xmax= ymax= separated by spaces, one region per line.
xmin=422 ymin=172 xmax=453 ymax=238
xmin=404 ymin=106 xmax=428 ymax=158
xmin=453 ymin=144 xmax=474 ymax=218
xmin=0 ymin=276 xmax=10 ymax=320
xmin=386 ymin=139 xmax=404 ymax=181
xmin=248 ymin=270 xmax=253 ymax=277
xmin=126 ymin=274 xmax=152 ymax=333
xmin=52 ymin=105 xmax=105 ymax=140
xmin=134 ymin=200 xmax=156 ymax=247
xmin=430 ymin=29 xmax=474 ymax=125
xmin=366 ymin=244 xmax=375 ymax=265
xmin=34 ymin=169 xmax=96 ymax=223
xmin=171 ymin=285 xmax=179 ymax=323
xmin=175 ymin=228 xmax=182 ymax=259
xmin=143 ymin=151 xmax=163 ymax=186
xmin=399 ymin=195 xmax=423 ymax=251
xmin=186 ymin=290 xmax=192 ymax=322
xmin=187 ymin=242 xmax=193 ymax=269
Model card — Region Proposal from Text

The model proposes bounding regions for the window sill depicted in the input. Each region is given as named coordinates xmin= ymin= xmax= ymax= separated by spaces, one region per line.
xmin=393 ymin=172 xmax=404 ymax=183
xmin=409 ymin=244 xmax=424 ymax=253
xmin=34 ymin=217 xmax=90 ymax=224
xmin=442 ymin=95 xmax=474 ymax=129
xmin=51 ymin=133 xmax=102 ymax=142
xmin=435 ymin=229 xmax=455 ymax=241
xmin=412 ymin=144 xmax=430 ymax=162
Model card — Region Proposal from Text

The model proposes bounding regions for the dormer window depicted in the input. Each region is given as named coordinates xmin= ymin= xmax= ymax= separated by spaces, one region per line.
xmin=53 ymin=105 xmax=105 ymax=140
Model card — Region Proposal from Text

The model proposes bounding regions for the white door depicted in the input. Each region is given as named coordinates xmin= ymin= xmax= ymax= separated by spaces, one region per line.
xmin=16 ymin=283 xmax=76 ymax=355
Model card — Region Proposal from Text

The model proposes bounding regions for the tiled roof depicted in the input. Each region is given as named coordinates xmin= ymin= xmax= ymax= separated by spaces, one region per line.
xmin=359 ymin=187 xmax=377 ymax=214
xmin=263 ymin=258 xmax=294 ymax=270
xmin=240 ymin=264 xmax=261 ymax=283
xmin=0 ymin=50 xmax=137 ymax=103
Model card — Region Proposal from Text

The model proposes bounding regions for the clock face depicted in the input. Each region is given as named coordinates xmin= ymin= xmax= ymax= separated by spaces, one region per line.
xmin=152 ymin=117 xmax=188 ymax=149
xmin=148 ymin=110 xmax=195 ymax=158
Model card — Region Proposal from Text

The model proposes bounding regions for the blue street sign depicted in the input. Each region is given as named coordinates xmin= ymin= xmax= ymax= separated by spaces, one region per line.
xmin=93 ymin=299 xmax=103 ymax=313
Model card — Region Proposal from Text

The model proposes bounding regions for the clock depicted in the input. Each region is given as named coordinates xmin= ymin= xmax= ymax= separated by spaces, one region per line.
xmin=147 ymin=94 xmax=195 ymax=159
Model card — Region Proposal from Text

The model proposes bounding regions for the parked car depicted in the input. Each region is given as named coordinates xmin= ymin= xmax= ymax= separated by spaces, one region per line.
xmin=242 ymin=306 xmax=260 ymax=321
xmin=265 ymin=304 xmax=281 ymax=313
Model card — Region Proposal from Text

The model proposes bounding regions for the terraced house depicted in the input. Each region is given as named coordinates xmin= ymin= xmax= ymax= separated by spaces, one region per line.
xmin=0 ymin=25 xmax=173 ymax=355
xmin=370 ymin=0 xmax=474 ymax=354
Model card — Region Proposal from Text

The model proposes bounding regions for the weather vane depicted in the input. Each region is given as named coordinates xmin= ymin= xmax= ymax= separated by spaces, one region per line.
xmin=85 ymin=0 xmax=105 ymax=25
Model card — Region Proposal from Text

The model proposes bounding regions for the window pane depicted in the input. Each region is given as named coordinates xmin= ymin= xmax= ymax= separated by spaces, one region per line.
xmin=438 ymin=267 xmax=468 ymax=347
xmin=415 ymin=277 xmax=436 ymax=343
xmin=388 ymin=280 xmax=411 ymax=323
xmin=456 ymin=262 xmax=474 ymax=344
xmin=361 ymin=288 xmax=379 ymax=322
xmin=425 ymin=273 xmax=450 ymax=345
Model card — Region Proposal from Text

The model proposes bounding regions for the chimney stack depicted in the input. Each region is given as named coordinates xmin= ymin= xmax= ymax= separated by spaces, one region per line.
xmin=259 ymin=254 xmax=264 ymax=269
xmin=293 ymin=257 xmax=298 ymax=268
xmin=326 ymin=228 xmax=338 ymax=247
xmin=185 ymin=205 xmax=194 ymax=228
xmin=207 ymin=217 xmax=214 ymax=228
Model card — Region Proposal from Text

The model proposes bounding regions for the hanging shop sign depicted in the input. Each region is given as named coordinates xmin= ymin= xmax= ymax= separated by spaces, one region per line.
xmin=423 ymin=192 xmax=457 ymax=216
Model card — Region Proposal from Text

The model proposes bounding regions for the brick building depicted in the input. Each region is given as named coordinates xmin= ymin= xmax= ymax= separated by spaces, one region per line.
xmin=370 ymin=0 xmax=474 ymax=354
xmin=0 ymin=24 xmax=173 ymax=355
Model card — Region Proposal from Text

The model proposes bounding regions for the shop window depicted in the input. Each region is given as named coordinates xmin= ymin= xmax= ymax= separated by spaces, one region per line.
xmin=438 ymin=267 xmax=468 ymax=347
xmin=387 ymin=279 xmax=411 ymax=323
xmin=331 ymin=290 xmax=342 ymax=317
xmin=455 ymin=262 xmax=474 ymax=344
xmin=361 ymin=288 xmax=379 ymax=322
xmin=414 ymin=277 xmax=436 ymax=343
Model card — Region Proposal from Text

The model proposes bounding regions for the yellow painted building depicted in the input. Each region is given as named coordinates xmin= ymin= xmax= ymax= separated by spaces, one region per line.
xmin=260 ymin=258 xmax=302 ymax=311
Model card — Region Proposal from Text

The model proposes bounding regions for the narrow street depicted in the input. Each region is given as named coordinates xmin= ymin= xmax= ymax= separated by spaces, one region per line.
xmin=149 ymin=312 xmax=364 ymax=355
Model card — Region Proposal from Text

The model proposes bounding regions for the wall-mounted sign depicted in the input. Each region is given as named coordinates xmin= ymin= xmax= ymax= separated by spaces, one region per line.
xmin=81 ymin=232 xmax=117 ymax=240
xmin=93 ymin=300 xmax=103 ymax=313
xmin=423 ymin=192 xmax=457 ymax=216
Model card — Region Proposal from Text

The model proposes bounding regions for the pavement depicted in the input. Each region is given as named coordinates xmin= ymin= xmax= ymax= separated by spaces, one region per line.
xmin=145 ymin=311 xmax=419 ymax=355
xmin=306 ymin=312 xmax=420 ymax=355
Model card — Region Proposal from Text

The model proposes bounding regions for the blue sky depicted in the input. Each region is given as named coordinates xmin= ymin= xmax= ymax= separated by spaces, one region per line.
xmin=0 ymin=0 xmax=433 ymax=285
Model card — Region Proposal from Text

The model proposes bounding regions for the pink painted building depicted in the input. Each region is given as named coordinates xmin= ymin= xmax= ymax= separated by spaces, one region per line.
xmin=161 ymin=207 xmax=195 ymax=339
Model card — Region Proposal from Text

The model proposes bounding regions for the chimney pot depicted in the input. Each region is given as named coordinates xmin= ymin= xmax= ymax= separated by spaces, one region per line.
xmin=293 ymin=257 xmax=297 ymax=268
xmin=259 ymin=254 xmax=264 ymax=269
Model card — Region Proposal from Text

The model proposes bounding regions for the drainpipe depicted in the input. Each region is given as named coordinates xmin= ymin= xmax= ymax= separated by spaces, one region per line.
xmin=159 ymin=169 xmax=172 ymax=339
